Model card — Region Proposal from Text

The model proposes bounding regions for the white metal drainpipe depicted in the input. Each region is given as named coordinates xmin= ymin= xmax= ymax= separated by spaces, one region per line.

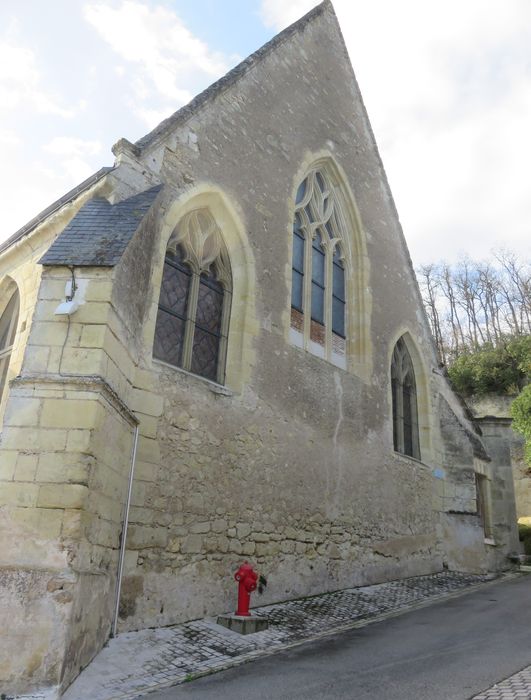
xmin=112 ymin=424 xmax=140 ymax=638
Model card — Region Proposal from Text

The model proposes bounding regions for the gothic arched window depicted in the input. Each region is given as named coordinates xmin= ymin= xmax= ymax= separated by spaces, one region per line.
xmin=0 ymin=289 xmax=20 ymax=403
xmin=391 ymin=337 xmax=420 ymax=460
xmin=290 ymin=170 xmax=346 ymax=368
xmin=153 ymin=209 xmax=232 ymax=384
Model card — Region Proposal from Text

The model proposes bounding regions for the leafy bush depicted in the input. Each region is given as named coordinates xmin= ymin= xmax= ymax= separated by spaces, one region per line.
xmin=512 ymin=385 xmax=531 ymax=465
xmin=448 ymin=335 xmax=531 ymax=397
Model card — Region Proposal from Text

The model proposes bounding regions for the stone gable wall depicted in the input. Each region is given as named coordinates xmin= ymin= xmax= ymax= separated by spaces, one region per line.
xmin=0 ymin=6 xmax=514 ymax=696
xmin=108 ymin=7 xmax=457 ymax=630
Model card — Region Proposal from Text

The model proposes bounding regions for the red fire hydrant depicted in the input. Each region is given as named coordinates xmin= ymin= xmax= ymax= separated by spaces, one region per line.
xmin=234 ymin=562 xmax=258 ymax=616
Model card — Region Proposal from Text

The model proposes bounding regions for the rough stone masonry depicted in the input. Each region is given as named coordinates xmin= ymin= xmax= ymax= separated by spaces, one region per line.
xmin=0 ymin=2 xmax=519 ymax=697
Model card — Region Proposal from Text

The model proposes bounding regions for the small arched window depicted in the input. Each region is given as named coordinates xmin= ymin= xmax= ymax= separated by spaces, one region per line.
xmin=290 ymin=170 xmax=346 ymax=367
xmin=153 ymin=209 xmax=232 ymax=384
xmin=0 ymin=289 xmax=20 ymax=403
xmin=391 ymin=337 xmax=420 ymax=460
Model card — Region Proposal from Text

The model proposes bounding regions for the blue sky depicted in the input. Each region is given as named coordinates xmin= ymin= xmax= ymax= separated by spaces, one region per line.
xmin=1 ymin=0 xmax=530 ymax=266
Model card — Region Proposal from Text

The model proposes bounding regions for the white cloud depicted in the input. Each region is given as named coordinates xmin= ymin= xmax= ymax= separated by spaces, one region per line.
xmin=260 ymin=0 xmax=531 ymax=264
xmin=0 ymin=24 xmax=86 ymax=240
xmin=84 ymin=1 xmax=233 ymax=115
xmin=59 ymin=157 xmax=98 ymax=182
xmin=43 ymin=137 xmax=102 ymax=158
xmin=135 ymin=106 xmax=178 ymax=129
xmin=259 ymin=0 xmax=315 ymax=28
xmin=0 ymin=39 xmax=75 ymax=118
xmin=0 ymin=129 xmax=20 ymax=147
xmin=2 ymin=165 xmax=78 ymax=239
xmin=1 ymin=137 xmax=103 ymax=237
xmin=42 ymin=137 xmax=103 ymax=183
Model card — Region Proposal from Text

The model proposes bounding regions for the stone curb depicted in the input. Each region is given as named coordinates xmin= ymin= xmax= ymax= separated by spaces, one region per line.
xmin=123 ymin=571 xmax=523 ymax=700
xmin=469 ymin=656 xmax=531 ymax=699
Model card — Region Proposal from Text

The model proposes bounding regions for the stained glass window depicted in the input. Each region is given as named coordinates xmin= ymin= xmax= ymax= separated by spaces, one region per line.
xmin=191 ymin=275 xmax=224 ymax=381
xmin=311 ymin=232 xmax=325 ymax=325
xmin=153 ymin=209 xmax=231 ymax=384
xmin=332 ymin=247 xmax=345 ymax=338
xmin=0 ymin=289 xmax=20 ymax=404
xmin=391 ymin=337 xmax=420 ymax=460
xmin=153 ymin=248 xmax=190 ymax=368
xmin=291 ymin=214 xmax=305 ymax=311
xmin=290 ymin=169 xmax=347 ymax=365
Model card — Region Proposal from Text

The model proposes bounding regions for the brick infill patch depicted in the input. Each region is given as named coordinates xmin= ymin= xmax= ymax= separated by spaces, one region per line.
xmin=64 ymin=571 xmax=509 ymax=700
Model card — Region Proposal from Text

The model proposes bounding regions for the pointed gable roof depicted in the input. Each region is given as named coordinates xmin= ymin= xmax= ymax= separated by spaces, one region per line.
xmin=3 ymin=2 xmax=342 ymax=262
xmin=133 ymin=1 xmax=334 ymax=154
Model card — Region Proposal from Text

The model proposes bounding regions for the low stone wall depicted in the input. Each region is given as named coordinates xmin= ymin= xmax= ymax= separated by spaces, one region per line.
xmin=468 ymin=395 xmax=529 ymax=523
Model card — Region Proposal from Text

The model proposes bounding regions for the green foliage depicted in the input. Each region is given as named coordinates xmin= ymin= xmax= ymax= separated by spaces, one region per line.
xmin=447 ymin=335 xmax=531 ymax=397
xmin=512 ymin=385 xmax=531 ymax=465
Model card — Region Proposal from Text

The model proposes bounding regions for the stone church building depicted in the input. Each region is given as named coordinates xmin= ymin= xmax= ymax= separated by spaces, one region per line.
xmin=0 ymin=2 xmax=519 ymax=697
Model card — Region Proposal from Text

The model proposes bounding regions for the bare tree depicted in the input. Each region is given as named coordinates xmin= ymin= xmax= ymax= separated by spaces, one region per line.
xmin=417 ymin=250 xmax=530 ymax=364
xmin=418 ymin=263 xmax=446 ymax=364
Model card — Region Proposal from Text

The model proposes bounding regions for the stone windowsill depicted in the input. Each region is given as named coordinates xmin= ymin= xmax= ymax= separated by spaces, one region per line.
xmin=152 ymin=359 xmax=234 ymax=396
xmin=393 ymin=450 xmax=432 ymax=472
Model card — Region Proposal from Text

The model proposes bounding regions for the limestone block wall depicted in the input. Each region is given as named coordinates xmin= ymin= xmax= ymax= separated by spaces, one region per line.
xmin=436 ymin=395 xmax=488 ymax=572
xmin=0 ymin=5 xmax=515 ymax=693
xmin=475 ymin=417 xmax=520 ymax=565
xmin=97 ymin=2 xmax=509 ymax=630
xmin=437 ymin=396 xmax=479 ymax=511
xmin=436 ymin=394 xmax=519 ymax=572
xmin=0 ymin=378 xmax=129 ymax=694
xmin=0 ymin=173 xmax=111 ymax=423
xmin=513 ymin=443 xmax=530 ymax=522
xmin=468 ymin=394 xmax=530 ymax=523
xmin=94 ymin=156 xmax=456 ymax=634
xmin=0 ymin=265 xmax=139 ymax=695
xmin=0 ymin=244 xmax=44 ymax=427
xmin=117 ymin=357 xmax=442 ymax=632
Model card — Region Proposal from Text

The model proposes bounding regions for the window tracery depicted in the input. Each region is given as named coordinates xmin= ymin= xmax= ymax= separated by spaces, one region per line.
xmin=391 ymin=336 xmax=420 ymax=460
xmin=0 ymin=289 xmax=20 ymax=404
xmin=153 ymin=209 xmax=232 ymax=384
xmin=290 ymin=169 xmax=346 ymax=367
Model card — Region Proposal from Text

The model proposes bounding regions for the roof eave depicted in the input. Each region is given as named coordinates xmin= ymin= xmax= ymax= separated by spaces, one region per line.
xmin=0 ymin=166 xmax=114 ymax=258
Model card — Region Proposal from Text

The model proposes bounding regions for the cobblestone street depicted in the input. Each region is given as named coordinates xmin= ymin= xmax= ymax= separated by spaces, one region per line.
xmin=63 ymin=571 xmax=504 ymax=700
xmin=472 ymin=665 xmax=531 ymax=700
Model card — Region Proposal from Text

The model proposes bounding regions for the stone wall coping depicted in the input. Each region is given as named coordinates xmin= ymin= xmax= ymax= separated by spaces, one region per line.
xmin=11 ymin=373 xmax=138 ymax=426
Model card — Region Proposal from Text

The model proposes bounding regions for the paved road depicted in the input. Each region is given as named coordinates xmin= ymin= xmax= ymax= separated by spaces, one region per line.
xmin=143 ymin=574 xmax=531 ymax=700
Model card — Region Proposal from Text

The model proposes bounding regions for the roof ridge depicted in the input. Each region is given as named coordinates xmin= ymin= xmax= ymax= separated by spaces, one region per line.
xmin=134 ymin=1 xmax=333 ymax=153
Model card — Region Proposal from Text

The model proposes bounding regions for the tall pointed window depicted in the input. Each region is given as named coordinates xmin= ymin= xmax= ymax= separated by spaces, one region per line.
xmin=153 ymin=209 xmax=232 ymax=384
xmin=0 ymin=289 xmax=20 ymax=403
xmin=391 ymin=337 xmax=420 ymax=460
xmin=290 ymin=170 xmax=347 ymax=368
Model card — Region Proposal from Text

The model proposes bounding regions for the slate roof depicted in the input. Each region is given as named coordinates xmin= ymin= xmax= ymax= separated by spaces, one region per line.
xmin=39 ymin=185 xmax=162 ymax=267
xmin=0 ymin=167 xmax=113 ymax=257
xmin=134 ymin=0 xmax=331 ymax=153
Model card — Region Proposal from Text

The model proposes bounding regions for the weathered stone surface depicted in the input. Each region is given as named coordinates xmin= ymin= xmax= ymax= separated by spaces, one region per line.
xmin=0 ymin=4 xmax=518 ymax=698
xmin=216 ymin=614 xmax=269 ymax=635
